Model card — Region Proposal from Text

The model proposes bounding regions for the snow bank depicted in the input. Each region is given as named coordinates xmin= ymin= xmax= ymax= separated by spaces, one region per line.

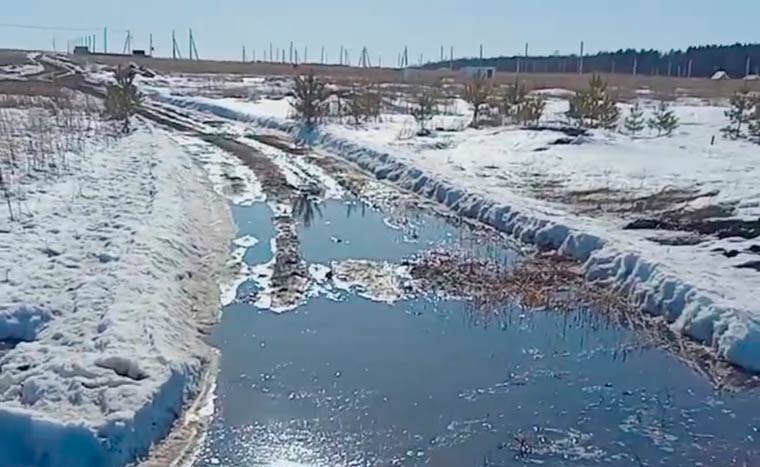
xmin=156 ymin=94 xmax=760 ymax=373
xmin=0 ymin=126 xmax=233 ymax=467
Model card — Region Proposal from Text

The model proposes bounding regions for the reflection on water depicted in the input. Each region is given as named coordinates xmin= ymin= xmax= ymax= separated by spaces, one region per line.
xmin=196 ymin=200 xmax=760 ymax=467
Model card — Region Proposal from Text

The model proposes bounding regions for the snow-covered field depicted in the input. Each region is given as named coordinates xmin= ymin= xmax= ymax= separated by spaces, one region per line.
xmin=0 ymin=107 xmax=233 ymax=467
xmin=141 ymin=78 xmax=760 ymax=373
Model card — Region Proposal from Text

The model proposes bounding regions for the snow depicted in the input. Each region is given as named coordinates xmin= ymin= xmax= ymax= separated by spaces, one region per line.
xmin=0 ymin=125 xmax=233 ymax=467
xmin=0 ymin=62 xmax=44 ymax=80
xmin=155 ymin=90 xmax=760 ymax=372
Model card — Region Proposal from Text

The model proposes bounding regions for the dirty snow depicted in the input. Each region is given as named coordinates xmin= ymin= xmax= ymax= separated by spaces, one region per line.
xmin=153 ymin=87 xmax=760 ymax=372
xmin=0 ymin=125 xmax=233 ymax=467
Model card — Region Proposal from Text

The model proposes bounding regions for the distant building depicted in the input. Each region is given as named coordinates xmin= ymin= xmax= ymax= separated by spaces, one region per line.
xmin=132 ymin=50 xmax=147 ymax=57
xmin=73 ymin=46 xmax=90 ymax=55
xmin=462 ymin=66 xmax=495 ymax=79
xmin=711 ymin=70 xmax=730 ymax=80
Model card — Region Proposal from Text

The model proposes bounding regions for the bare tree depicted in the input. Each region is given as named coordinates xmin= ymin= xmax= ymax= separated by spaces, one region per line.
xmin=104 ymin=66 xmax=142 ymax=133
xmin=344 ymin=81 xmax=383 ymax=125
xmin=292 ymin=71 xmax=329 ymax=127
xmin=463 ymin=72 xmax=492 ymax=128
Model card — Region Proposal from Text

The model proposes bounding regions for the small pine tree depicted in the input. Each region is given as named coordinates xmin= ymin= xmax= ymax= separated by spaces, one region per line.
xmin=517 ymin=95 xmax=546 ymax=126
xmin=411 ymin=89 xmax=438 ymax=135
xmin=722 ymin=87 xmax=756 ymax=139
xmin=750 ymin=98 xmax=760 ymax=140
xmin=501 ymin=79 xmax=544 ymax=126
xmin=567 ymin=74 xmax=620 ymax=129
xmin=292 ymin=71 xmax=329 ymax=127
xmin=623 ymin=102 xmax=646 ymax=136
xmin=463 ymin=72 xmax=492 ymax=128
xmin=502 ymin=79 xmax=528 ymax=124
xmin=647 ymin=100 xmax=679 ymax=137
xmin=104 ymin=66 xmax=142 ymax=133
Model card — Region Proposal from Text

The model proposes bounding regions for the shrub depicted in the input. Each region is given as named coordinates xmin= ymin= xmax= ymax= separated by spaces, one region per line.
xmin=623 ymin=102 xmax=646 ymax=136
xmin=648 ymin=100 xmax=679 ymax=137
xmin=292 ymin=71 xmax=329 ymax=127
xmin=104 ymin=67 xmax=141 ymax=133
xmin=723 ymin=87 xmax=756 ymax=139
xmin=410 ymin=89 xmax=438 ymax=135
xmin=344 ymin=82 xmax=383 ymax=125
xmin=463 ymin=72 xmax=492 ymax=128
xmin=567 ymin=74 xmax=620 ymax=129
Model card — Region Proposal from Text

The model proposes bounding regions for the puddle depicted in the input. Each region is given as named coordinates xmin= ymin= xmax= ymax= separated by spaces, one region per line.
xmin=196 ymin=198 xmax=760 ymax=467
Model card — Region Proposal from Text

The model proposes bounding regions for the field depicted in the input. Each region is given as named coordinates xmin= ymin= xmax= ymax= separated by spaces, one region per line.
xmin=75 ymin=51 xmax=760 ymax=100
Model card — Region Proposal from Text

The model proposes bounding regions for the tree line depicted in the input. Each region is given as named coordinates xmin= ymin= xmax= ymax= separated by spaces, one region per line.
xmin=424 ymin=43 xmax=760 ymax=79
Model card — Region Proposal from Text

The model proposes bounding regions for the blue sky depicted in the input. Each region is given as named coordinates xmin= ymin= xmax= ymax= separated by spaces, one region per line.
xmin=1 ymin=0 xmax=758 ymax=63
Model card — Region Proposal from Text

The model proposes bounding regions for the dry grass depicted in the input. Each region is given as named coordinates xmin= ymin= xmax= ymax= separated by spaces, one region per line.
xmin=408 ymin=248 xmax=759 ymax=389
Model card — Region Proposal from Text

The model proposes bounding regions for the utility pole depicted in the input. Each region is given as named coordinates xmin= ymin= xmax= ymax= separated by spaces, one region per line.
xmin=479 ymin=43 xmax=483 ymax=64
xmin=269 ymin=43 xmax=273 ymax=63
xmin=687 ymin=58 xmax=693 ymax=78
xmin=243 ymin=46 xmax=246 ymax=62
xmin=449 ymin=46 xmax=453 ymax=69
xmin=304 ymin=46 xmax=307 ymax=63
xmin=172 ymin=30 xmax=179 ymax=59
xmin=149 ymin=33 xmax=153 ymax=56
xmin=122 ymin=30 xmax=132 ymax=55
xmin=339 ymin=45 xmax=344 ymax=65
xmin=633 ymin=55 xmax=638 ymax=75
xmin=359 ymin=46 xmax=371 ymax=67
xmin=104 ymin=27 xmax=108 ymax=53
xmin=321 ymin=46 xmax=325 ymax=64
xmin=289 ymin=41 xmax=293 ymax=63
xmin=746 ymin=56 xmax=752 ymax=77
xmin=578 ymin=41 xmax=584 ymax=74
xmin=440 ymin=45 xmax=444 ymax=62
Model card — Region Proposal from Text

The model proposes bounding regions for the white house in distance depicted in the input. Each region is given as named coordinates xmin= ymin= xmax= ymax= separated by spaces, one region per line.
xmin=462 ymin=66 xmax=496 ymax=79
xmin=711 ymin=70 xmax=730 ymax=80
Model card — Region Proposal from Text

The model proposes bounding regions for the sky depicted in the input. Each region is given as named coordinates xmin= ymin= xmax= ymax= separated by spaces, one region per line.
xmin=1 ymin=0 xmax=758 ymax=64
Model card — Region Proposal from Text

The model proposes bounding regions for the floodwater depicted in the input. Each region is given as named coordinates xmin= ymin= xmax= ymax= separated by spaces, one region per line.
xmin=195 ymin=200 xmax=760 ymax=467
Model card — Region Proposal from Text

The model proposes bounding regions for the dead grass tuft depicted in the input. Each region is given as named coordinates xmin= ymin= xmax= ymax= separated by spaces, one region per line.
xmin=408 ymin=248 xmax=759 ymax=389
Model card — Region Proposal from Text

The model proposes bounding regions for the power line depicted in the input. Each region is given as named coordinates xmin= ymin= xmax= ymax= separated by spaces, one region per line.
xmin=0 ymin=22 xmax=126 ymax=33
